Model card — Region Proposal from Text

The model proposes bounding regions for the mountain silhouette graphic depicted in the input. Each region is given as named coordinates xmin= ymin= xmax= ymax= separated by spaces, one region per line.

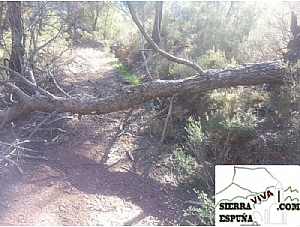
xmin=217 ymin=166 xmax=279 ymax=202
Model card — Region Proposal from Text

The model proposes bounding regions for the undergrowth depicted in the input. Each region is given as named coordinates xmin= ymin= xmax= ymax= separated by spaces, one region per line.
xmin=184 ymin=190 xmax=215 ymax=226
xmin=160 ymin=81 xmax=300 ymax=225
xmin=114 ymin=60 xmax=140 ymax=85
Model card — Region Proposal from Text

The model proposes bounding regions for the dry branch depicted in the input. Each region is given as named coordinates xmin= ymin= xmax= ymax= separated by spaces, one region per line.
xmin=0 ymin=141 xmax=42 ymax=153
xmin=48 ymin=70 xmax=72 ymax=98
xmin=159 ymin=92 xmax=178 ymax=144
xmin=127 ymin=2 xmax=205 ymax=75
xmin=0 ymin=60 xmax=287 ymax=124
xmin=28 ymin=110 xmax=57 ymax=139
xmin=0 ymin=65 xmax=56 ymax=98
xmin=0 ymin=154 xmax=24 ymax=174
xmin=121 ymin=166 xmax=148 ymax=183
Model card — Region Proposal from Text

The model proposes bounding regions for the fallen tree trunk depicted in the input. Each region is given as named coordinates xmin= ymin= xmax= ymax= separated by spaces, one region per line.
xmin=0 ymin=60 xmax=287 ymax=124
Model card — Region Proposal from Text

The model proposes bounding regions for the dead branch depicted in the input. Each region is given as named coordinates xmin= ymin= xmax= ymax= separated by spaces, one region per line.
xmin=28 ymin=110 xmax=57 ymax=139
xmin=0 ymin=141 xmax=43 ymax=153
xmin=119 ymin=105 xmax=139 ymax=132
xmin=0 ymin=154 xmax=24 ymax=174
xmin=30 ymin=23 xmax=64 ymax=62
xmin=127 ymin=2 xmax=205 ymax=75
xmin=45 ymin=115 xmax=73 ymax=125
xmin=48 ymin=70 xmax=72 ymax=98
xmin=121 ymin=166 xmax=148 ymax=183
xmin=17 ymin=154 xmax=48 ymax=160
xmin=140 ymin=4 xmax=153 ymax=81
xmin=159 ymin=92 xmax=178 ymax=144
xmin=0 ymin=60 xmax=287 ymax=124
xmin=0 ymin=65 xmax=56 ymax=98
xmin=0 ymin=80 xmax=29 ymax=99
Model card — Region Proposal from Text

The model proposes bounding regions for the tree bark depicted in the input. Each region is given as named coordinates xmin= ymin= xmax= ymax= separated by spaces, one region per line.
xmin=284 ymin=11 xmax=300 ymax=63
xmin=7 ymin=1 xmax=25 ymax=75
xmin=291 ymin=11 xmax=300 ymax=39
xmin=151 ymin=1 xmax=163 ymax=45
xmin=0 ymin=60 xmax=287 ymax=124
xmin=0 ymin=2 xmax=6 ymax=42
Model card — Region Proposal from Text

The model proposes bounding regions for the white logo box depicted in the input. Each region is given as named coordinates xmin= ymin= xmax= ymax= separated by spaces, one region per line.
xmin=215 ymin=165 xmax=300 ymax=226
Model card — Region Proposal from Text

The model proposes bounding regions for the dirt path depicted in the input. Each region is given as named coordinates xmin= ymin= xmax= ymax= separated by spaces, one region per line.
xmin=0 ymin=41 xmax=194 ymax=226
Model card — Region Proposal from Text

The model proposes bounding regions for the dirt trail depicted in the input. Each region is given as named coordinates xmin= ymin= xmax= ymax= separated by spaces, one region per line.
xmin=0 ymin=41 xmax=194 ymax=226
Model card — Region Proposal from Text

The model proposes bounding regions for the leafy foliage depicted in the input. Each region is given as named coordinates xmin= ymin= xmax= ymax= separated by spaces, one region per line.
xmin=114 ymin=60 xmax=140 ymax=85
xmin=196 ymin=49 xmax=237 ymax=70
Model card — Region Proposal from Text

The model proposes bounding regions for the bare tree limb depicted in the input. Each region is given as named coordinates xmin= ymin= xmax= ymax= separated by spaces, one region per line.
xmin=159 ymin=92 xmax=178 ymax=144
xmin=127 ymin=2 xmax=206 ymax=75
xmin=0 ymin=60 xmax=287 ymax=124
xmin=47 ymin=70 xmax=72 ymax=98
xmin=0 ymin=65 xmax=56 ymax=98
xmin=140 ymin=4 xmax=153 ymax=81
xmin=28 ymin=110 xmax=57 ymax=139
xmin=27 ymin=69 xmax=40 ymax=96
xmin=0 ymin=80 xmax=29 ymax=99
xmin=29 ymin=23 xmax=64 ymax=65
xmin=0 ymin=141 xmax=43 ymax=153
xmin=0 ymin=154 xmax=24 ymax=174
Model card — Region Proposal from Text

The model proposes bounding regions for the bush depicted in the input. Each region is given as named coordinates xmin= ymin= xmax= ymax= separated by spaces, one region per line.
xmin=183 ymin=117 xmax=213 ymax=192
xmin=167 ymin=49 xmax=236 ymax=80
xmin=184 ymin=189 xmax=215 ymax=226
xmin=185 ymin=116 xmax=207 ymax=163
xmin=114 ymin=61 xmax=140 ymax=85
xmin=196 ymin=49 xmax=236 ymax=70
xmin=183 ymin=89 xmax=259 ymax=166
xmin=169 ymin=63 xmax=196 ymax=79
xmin=170 ymin=147 xmax=198 ymax=185
xmin=169 ymin=88 xmax=263 ymax=191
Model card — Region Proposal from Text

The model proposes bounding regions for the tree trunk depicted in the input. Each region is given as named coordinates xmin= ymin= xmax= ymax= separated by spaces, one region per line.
xmin=291 ymin=11 xmax=300 ymax=39
xmin=0 ymin=2 xmax=6 ymax=43
xmin=92 ymin=2 xmax=104 ymax=31
xmin=284 ymin=11 xmax=300 ymax=63
xmin=7 ymin=1 xmax=25 ymax=75
xmin=151 ymin=1 xmax=163 ymax=45
xmin=0 ymin=60 xmax=287 ymax=124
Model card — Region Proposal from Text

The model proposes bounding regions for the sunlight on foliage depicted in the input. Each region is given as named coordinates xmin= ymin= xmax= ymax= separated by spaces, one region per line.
xmin=114 ymin=60 xmax=140 ymax=85
xmin=185 ymin=117 xmax=206 ymax=147
xmin=197 ymin=49 xmax=237 ymax=70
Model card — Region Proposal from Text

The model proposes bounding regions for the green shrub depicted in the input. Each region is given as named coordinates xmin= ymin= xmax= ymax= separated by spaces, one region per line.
xmin=185 ymin=116 xmax=207 ymax=163
xmin=170 ymin=147 xmax=198 ymax=185
xmin=184 ymin=190 xmax=215 ymax=226
xmin=114 ymin=61 xmax=140 ymax=85
xmin=169 ymin=63 xmax=196 ymax=79
xmin=183 ymin=117 xmax=213 ymax=191
xmin=205 ymin=89 xmax=259 ymax=131
xmin=170 ymin=88 xmax=262 ymax=191
xmin=196 ymin=49 xmax=236 ymax=70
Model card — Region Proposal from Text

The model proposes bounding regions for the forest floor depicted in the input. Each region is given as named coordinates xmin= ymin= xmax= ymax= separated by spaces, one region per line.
xmin=0 ymin=41 xmax=198 ymax=226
